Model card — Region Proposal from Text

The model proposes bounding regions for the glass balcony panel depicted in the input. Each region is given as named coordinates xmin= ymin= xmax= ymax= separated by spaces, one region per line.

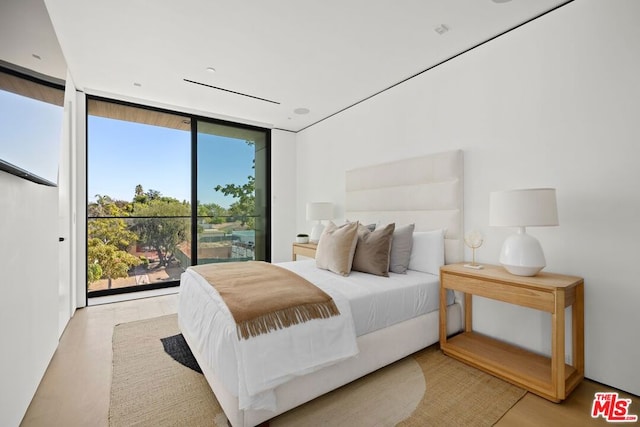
xmin=87 ymin=217 xmax=190 ymax=292
xmin=196 ymin=216 xmax=256 ymax=264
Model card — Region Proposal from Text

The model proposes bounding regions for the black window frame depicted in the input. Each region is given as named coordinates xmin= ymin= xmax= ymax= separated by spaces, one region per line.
xmin=86 ymin=95 xmax=271 ymax=299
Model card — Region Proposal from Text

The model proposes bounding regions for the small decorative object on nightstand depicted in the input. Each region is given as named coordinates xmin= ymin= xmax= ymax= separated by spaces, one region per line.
xmin=464 ymin=230 xmax=484 ymax=269
xmin=296 ymin=234 xmax=309 ymax=243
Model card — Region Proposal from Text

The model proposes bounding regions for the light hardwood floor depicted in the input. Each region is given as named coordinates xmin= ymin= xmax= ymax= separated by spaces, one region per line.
xmin=21 ymin=294 xmax=179 ymax=427
xmin=21 ymin=294 xmax=637 ymax=426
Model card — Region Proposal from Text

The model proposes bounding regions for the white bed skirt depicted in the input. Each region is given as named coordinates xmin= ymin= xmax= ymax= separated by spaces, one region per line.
xmin=179 ymin=302 xmax=462 ymax=427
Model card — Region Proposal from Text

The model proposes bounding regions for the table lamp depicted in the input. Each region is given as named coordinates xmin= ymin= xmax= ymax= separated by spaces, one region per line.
xmin=306 ymin=202 xmax=333 ymax=243
xmin=489 ymin=188 xmax=558 ymax=276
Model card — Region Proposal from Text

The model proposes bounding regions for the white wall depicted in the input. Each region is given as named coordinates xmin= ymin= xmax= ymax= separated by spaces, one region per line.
xmin=57 ymin=72 xmax=78 ymax=335
xmin=73 ymin=92 xmax=87 ymax=309
xmin=0 ymin=75 xmax=80 ymax=427
xmin=271 ymin=129 xmax=298 ymax=262
xmin=0 ymin=172 xmax=59 ymax=427
xmin=295 ymin=0 xmax=640 ymax=395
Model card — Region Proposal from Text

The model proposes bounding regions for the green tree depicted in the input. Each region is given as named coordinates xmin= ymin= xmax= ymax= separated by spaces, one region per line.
xmin=133 ymin=197 xmax=190 ymax=266
xmin=89 ymin=194 xmax=133 ymax=217
xmin=87 ymin=194 xmax=140 ymax=289
xmin=213 ymin=140 xmax=256 ymax=228
xmin=88 ymin=238 xmax=141 ymax=289
xmin=198 ymin=202 xmax=228 ymax=224
xmin=214 ymin=175 xmax=255 ymax=227
xmin=87 ymin=262 xmax=103 ymax=284
xmin=89 ymin=218 xmax=138 ymax=252
xmin=132 ymin=186 xmax=163 ymax=205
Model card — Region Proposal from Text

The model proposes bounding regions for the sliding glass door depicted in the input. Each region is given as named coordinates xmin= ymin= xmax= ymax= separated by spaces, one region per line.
xmin=87 ymin=97 xmax=270 ymax=298
xmin=194 ymin=122 xmax=269 ymax=265
xmin=87 ymin=99 xmax=191 ymax=295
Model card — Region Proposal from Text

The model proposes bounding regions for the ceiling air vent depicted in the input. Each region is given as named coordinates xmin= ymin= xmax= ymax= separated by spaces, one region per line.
xmin=183 ymin=79 xmax=280 ymax=105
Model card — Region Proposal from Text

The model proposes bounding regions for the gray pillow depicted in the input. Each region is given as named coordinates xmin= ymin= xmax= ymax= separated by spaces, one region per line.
xmin=315 ymin=221 xmax=359 ymax=276
xmin=362 ymin=223 xmax=376 ymax=232
xmin=389 ymin=223 xmax=415 ymax=274
xmin=345 ymin=220 xmax=375 ymax=232
xmin=352 ymin=223 xmax=395 ymax=277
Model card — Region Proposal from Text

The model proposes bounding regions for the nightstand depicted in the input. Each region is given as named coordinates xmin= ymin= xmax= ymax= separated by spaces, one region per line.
xmin=292 ymin=242 xmax=317 ymax=260
xmin=439 ymin=263 xmax=584 ymax=402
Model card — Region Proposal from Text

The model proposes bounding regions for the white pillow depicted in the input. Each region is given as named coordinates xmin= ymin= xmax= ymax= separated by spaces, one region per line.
xmin=408 ymin=229 xmax=445 ymax=275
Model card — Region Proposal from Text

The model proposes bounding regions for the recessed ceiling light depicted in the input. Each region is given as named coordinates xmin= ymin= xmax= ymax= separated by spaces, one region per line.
xmin=294 ymin=107 xmax=310 ymax=115
xmin=434 ymin=24 xmax=450 ymax=35
xmin=206 ymin=67 xmax=216 ymax=73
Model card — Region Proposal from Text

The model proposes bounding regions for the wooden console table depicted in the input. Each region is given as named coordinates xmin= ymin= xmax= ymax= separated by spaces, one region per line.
xmin=439 ymin=263 xmax=584 ymax=402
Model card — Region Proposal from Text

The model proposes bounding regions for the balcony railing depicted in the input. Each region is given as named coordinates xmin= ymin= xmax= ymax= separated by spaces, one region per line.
xmin=87 ymin=216 xmax=256 ymax=293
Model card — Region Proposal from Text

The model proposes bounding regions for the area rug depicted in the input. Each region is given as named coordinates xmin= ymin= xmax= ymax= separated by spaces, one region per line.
xmin=109 ymin=314 xmax=525 ymax=426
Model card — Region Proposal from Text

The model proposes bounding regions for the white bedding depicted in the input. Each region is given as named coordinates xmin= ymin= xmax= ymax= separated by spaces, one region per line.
xmin=279 ymin=260 xmax=454 ymax=336
xmin=177 ymin=260 xmax=453 ymax=412
xmin=178 ymin=264 xmax=358 ymax=411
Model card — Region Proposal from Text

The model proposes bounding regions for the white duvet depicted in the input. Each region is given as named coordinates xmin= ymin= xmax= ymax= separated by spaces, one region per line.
xmin=281 ymin=260 xmax=449 ymax=336
xmin=177 ymin=260 xmax=450 ymax=411
xmin=178 ymin=261 xmax=359 ymax=411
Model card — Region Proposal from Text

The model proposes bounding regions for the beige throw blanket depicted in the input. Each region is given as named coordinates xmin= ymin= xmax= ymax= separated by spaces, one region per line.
xmin=190 ymin=261 xmax=340 ymax=339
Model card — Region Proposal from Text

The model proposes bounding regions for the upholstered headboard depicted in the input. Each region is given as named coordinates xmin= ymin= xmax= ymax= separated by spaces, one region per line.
xmin=345 ymin=150 xmax=464 ymax=264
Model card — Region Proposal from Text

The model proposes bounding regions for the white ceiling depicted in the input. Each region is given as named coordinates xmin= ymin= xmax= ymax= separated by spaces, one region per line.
xmin=1 ymin=0 xmax=570 ymax=132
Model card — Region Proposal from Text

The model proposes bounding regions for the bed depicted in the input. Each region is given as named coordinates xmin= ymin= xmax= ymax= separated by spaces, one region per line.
xmin=178 ymin=149 xmax=465 ymax=427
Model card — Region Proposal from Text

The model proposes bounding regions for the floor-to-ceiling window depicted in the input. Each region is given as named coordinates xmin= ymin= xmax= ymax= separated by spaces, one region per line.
xmin=195 ymin=121 xmax=269 ymax=265
xmin=87 ymin=97 xmax=270 ymax=298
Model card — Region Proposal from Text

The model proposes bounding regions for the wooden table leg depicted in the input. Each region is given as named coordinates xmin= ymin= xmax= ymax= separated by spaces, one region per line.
xmin=573 ymin=282 xmax=585 ymax=376
xmin=464 ymin=293 xmax=472 ymax=332
xmin=439 ymin=281 xmax=448 ymax=344
xmin=551 ymin=289 xmax=566 ymax=399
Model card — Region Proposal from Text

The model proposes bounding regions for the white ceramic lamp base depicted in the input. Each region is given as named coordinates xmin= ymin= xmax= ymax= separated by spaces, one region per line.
xmin=310 ymin=222 xmax=325 ymax=243
xmin=499 ymin=227 xmax=546 ymax=276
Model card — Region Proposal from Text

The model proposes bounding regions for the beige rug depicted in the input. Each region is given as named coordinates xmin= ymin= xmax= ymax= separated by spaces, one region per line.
xmin=109 ymin=314 xmax=525 ymax=426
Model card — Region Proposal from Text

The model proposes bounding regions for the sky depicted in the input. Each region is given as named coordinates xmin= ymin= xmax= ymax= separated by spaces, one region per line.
xmin=87 ymin=116 xmax=255 ymax=209
xmin=0 ymin=90 xmax=63 ymax=184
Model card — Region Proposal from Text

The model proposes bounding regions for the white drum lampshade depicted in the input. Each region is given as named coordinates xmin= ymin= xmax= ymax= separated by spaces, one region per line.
xmin=489 ymin=188 xmax=559 ymax=276
xmin=306 ymin=202 xmax=333 ymax=243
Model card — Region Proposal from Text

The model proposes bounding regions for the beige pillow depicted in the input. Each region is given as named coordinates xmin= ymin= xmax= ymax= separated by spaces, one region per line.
xmin=352 ymin=223 xmax=395 ymax=277
xmin=315 ymin=221 xmax=359 ymax=276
